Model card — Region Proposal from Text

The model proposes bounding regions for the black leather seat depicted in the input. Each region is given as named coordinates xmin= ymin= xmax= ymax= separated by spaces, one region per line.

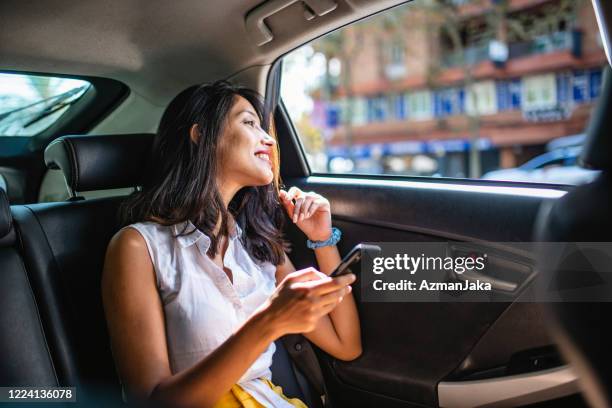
xmin=10 ymin=134 xmax=152 ymax=405
xmin=535 ymin=66 xmax=612 ymax=408
xmin=0 ymin=188 xmax=58 ymax=388
xmin=7 ymin=133 xmax=317 ymax=407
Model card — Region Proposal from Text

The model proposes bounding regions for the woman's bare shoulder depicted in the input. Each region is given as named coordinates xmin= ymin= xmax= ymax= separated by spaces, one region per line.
xmin=104 ymin=226 xmax=154 ymax=279
xmin=108 ymin=226 xmax=147 ymax=253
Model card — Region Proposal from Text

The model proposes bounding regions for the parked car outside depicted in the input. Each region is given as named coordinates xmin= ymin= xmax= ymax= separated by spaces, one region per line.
xmin=482 ymin=134 xmax=601 ymax=184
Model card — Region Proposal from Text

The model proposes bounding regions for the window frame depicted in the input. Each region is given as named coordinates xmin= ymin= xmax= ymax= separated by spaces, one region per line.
xmin=271 ymin=2 xmax=585 ymax=191
xmin=0 ymin=70 xmax=128 ymax=203
xmin=0 ymin=70 xmax=128 ymax=156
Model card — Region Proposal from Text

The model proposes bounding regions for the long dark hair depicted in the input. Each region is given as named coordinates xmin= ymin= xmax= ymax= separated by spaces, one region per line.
xmin=119 ymin=80 xmax=290 ymax=265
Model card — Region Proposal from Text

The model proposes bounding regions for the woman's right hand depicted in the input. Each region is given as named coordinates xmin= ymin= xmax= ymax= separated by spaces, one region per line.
xmin=259 ymin=268 xmax=356 ymax=337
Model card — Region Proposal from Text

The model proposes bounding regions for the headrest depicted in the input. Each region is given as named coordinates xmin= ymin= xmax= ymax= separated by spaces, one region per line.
xmin=580 ymin=66 xmax=612 ymax=171
xmin=44 ymin=134 xmax=154 ymax=193
xmin=0 ymin=188 xmax=15 ymax=246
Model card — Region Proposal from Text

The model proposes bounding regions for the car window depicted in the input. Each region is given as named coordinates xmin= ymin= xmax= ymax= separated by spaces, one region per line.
xmin=0 ymin=73 xmax=90 ymax=136
xmin=280 ymin=0 xmax=606 ymax=185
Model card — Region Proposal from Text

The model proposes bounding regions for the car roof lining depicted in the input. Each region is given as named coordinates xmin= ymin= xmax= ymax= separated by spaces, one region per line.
xmin=5 ymin=0 xmax=609 ymax=144
xmin=0 ymin=0 xmax=408 ymax=107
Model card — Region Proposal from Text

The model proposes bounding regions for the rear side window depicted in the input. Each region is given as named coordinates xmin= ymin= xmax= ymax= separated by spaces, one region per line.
xmin=280 ymin=0 xmax=606 ymax=185
xmin=0 ymin=73 xmax=90 ymax=136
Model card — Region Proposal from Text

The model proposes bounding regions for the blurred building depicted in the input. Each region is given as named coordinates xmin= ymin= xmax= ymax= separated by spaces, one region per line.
xmin=313 ymin=0 xmax=607 ymax=177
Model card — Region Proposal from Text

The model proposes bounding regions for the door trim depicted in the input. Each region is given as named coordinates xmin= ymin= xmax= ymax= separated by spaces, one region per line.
xmin=438 ymin=365 xmax=579 ymax=408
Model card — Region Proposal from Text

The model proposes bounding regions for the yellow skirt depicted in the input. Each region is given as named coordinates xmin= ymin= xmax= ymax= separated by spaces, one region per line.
xmin=213 ymin=378 xmax=308 ymax=408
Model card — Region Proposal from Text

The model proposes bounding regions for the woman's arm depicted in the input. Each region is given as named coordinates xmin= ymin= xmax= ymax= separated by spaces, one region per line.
xmin=102 ymin=228 xmax=345 ymax=408
xmin=277 ymin=187 xmax=362 ymax=361
xmin=276 ymin=253 xmax=362 ymax=361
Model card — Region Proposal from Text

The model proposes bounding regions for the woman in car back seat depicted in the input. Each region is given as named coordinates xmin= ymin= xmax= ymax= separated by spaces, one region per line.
xmin=101 ymin=81 xmax=361 ymax=408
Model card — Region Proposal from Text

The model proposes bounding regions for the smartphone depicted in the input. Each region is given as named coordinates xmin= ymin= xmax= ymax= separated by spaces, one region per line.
xmin=330 ymin=243 xmax=382 ymax=278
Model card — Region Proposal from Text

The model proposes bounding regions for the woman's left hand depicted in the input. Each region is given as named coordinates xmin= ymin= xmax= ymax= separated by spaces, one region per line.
xmin=279 ymin=187 xmax=332 ymax=242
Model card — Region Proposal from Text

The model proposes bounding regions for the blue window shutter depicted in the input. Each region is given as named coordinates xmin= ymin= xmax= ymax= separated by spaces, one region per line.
xmin=510 ymin=79 xmax=521 ymax=109
xmin=443 ymin=90 xmax=452 ymax=116
xmin=590 ymin=69 xmax=603 ymax=99
xmin=458 ymin=88 xmax=465 ymax=114
xmin=396 ymin=94 xmax=406 ymax=119
xmin=496 ymin=81 xmax=509 ymax=111
xmin=557 ymin=72 xmax=572 ymax=105
xmin=326 ymin=105 xmax=339 ymax=128
xmin=378 ymin=97 xmax=385 ymax=121
xmin=573 ymin=70 xmax=589 ymax=103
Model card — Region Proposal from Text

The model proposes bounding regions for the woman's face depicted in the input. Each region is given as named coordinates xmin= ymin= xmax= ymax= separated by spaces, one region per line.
xmin=216 ymin=95 xmax=276 ymax=188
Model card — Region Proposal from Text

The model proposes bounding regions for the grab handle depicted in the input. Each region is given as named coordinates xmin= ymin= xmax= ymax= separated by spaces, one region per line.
xmin=245 ymin=0 xmax=338 ymax=46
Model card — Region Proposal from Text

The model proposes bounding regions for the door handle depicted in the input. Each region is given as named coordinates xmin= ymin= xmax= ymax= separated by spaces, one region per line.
xmin=454 ymin=269 xmax=518 ymax=292
xmin=447 ymin=244 xmax=534 ymax=293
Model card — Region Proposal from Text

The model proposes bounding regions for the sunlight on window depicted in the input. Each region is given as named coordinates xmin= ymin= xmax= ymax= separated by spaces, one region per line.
xmin=0 ymin=73 xmax=91 ymax=136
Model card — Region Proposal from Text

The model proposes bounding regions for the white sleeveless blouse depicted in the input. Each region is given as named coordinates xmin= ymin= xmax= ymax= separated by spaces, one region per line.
xmin=122 ymin=220 xmax=297 ymax=407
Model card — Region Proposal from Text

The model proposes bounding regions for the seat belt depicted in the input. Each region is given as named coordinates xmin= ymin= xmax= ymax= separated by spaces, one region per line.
xmin=281 ymin=334 xmax=330 ymax=408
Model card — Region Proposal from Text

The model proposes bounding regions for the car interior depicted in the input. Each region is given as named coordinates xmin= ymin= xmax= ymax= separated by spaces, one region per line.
xmin=1 ymin=0 xmax=612 ymax=407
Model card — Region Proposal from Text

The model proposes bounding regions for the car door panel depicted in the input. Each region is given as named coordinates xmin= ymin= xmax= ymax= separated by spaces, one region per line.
xmin=281 ymin=175 xmax=569 ymax=407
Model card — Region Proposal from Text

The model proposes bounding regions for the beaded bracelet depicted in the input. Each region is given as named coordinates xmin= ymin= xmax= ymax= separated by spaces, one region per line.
xmin=306 ymin=227 xmax=342 ymax=249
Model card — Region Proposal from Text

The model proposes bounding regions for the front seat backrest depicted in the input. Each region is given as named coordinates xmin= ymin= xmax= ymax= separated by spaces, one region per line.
xmin=535 ymin=65 xmax=612 ymax=408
